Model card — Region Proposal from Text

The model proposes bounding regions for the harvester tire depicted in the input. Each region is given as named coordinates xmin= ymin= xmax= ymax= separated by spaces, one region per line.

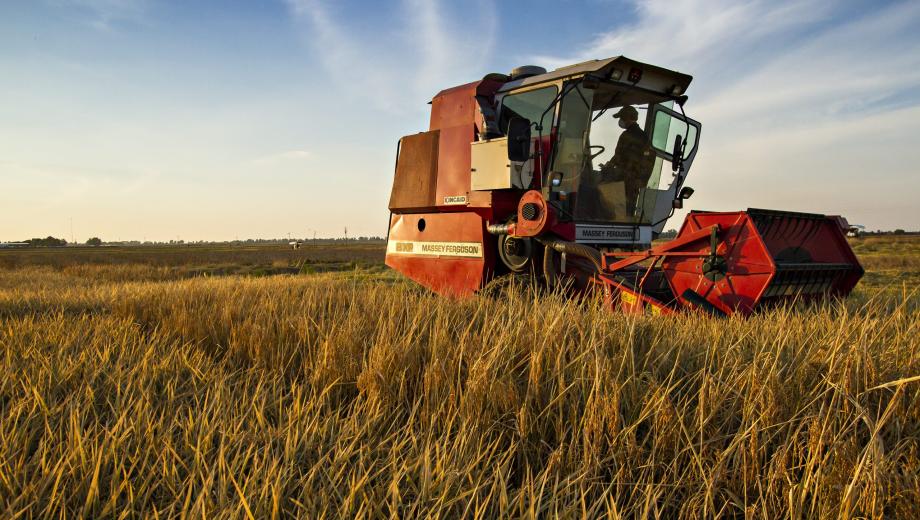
xmin=498 ymin=235 xmax=534 ymax=273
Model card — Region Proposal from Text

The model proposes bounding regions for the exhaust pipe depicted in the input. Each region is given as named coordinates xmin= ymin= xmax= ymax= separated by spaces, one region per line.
xmin=487 ymin=222 xmax=514 ymax=235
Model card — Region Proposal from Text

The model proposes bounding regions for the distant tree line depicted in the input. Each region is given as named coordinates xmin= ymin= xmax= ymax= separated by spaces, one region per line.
xmin=862 ymin=229 xmax=916 ymax=236
xmin=5 ymin=236 xmax=388 ymax=247
xmin=11 ymin=236 xmax=101 ymax=247
xmin=25 ymin=236 xmax=68 ymax=247
xmin=658 ymin=229 xmax=679 ymax=239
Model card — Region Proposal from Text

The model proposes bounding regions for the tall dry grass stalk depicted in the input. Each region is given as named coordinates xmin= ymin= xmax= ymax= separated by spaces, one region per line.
xmin=0 ymin=263 xmax=918 ymax=518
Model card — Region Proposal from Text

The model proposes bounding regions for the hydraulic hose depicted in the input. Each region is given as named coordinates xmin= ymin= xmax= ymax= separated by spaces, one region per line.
xmin=537 ymin=238 xmax=604 ymax=288
xmin=543 ymin=243 xmax=556 ymax=288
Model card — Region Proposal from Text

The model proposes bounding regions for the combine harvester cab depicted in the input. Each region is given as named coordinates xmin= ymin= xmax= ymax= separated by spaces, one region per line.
xmin=385 ymin=56 xmax=863 ymax=316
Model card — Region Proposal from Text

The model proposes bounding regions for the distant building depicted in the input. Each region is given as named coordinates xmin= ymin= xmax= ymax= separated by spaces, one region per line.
xmin=0 ymin=242 xmax=29 ymax=248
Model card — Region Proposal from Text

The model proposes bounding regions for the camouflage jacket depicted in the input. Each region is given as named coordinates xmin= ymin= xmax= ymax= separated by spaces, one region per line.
xmin=600 ymin=123 xmax=655 ymax=183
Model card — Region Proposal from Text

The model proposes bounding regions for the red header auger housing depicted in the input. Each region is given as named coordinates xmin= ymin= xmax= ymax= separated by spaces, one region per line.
xmin=385 ymin=57 xmax=863 ymax=316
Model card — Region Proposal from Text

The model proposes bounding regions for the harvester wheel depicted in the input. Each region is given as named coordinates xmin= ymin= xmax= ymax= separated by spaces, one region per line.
xmin=498 ymin=235 xmax=533 ymax=272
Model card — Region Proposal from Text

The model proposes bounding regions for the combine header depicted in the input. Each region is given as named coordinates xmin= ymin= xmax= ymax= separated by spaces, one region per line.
xmin=385 ymin=56 xmax=862 ymax=316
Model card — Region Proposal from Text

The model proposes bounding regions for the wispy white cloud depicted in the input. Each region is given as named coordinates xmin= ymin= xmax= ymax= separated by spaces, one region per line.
xmin=284 ymin=0 xmax=497 ymax=115
xmin=684 ymin=0 xmax=920 ymax=209
xmin=533 ymin=0 xmax=834 ymax=75
xmin=535 ymin=0 xmax=920 ymax=229
xmin=694 ymin=1 xmax=920 ymax=127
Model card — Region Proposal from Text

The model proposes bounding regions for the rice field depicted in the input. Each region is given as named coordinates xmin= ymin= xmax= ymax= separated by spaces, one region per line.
xmin=0 ymin=237 xmax=917 ymax=518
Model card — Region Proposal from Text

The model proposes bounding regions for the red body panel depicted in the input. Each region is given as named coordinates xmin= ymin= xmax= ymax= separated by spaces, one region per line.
xmin=599 ymin=210 xmax=864 ymax=316
xmin=663 ymin=210 xmax=863 ymax=315
xmin=662 ymin=212 xmax=776 ymax=315
xmin=385 ymin=212 xmax=494 ymax=296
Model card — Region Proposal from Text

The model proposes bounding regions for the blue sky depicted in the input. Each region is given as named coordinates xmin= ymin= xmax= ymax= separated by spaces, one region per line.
xmin=1 ymin=0 xmax=918 ymax=241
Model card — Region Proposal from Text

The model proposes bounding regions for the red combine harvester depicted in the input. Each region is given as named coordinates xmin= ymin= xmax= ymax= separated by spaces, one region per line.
xmin=385 ymin=56 xmax=863 ymax=316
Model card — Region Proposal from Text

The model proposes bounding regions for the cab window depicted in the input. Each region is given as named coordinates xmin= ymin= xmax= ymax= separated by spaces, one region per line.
xmin=498 ymin=86 xmax=558 ymax=135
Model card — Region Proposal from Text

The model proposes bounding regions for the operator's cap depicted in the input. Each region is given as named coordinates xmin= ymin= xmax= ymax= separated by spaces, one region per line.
xmin=613 ymin=105 xmax=639 ymax=121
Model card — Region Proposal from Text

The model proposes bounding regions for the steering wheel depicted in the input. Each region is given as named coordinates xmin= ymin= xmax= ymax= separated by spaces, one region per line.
xmin=589 ymin=145 xmax=605 ymax=160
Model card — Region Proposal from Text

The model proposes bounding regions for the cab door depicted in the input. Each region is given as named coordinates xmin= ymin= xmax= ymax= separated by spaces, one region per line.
xmin=647 ymin=103 xmax=702 ymax=170
xmin=643 ymin=104 xmax=702 ymax=232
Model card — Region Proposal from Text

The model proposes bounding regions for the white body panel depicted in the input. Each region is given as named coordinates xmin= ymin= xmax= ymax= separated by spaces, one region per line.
xmin=470 ymin=138 xmax=533 ymax=191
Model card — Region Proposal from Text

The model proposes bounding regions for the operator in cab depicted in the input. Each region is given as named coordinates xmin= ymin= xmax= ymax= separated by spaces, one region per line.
xmin=599 ymin=105 xmax=656 ymax=213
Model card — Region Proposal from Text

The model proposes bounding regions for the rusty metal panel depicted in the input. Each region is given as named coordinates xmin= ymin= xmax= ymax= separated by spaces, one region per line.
xmin=429 ymin=83 xmax=477 ymax=209
xmin=430 ymin=81 xmax=478 ymax=130
xmin=435 ymin=125 xmax=474 ymax=204
xmin=389 ymin=130 xmax=439 ymax=211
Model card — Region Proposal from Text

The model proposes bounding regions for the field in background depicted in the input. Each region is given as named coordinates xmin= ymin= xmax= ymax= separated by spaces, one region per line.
xmin=0 ymin=237 xmax=918 ymax=517
xmin=0 ymin=242 xmax=386 ymax=279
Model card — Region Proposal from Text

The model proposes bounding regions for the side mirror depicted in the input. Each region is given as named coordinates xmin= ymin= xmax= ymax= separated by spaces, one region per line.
xmin=671 ymin=134 xmax=683 ymax=172
xmin=672 ymin=186 xmax=693 ymax=209
xmin=507 ymin=117 xmax=531 ymax=162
